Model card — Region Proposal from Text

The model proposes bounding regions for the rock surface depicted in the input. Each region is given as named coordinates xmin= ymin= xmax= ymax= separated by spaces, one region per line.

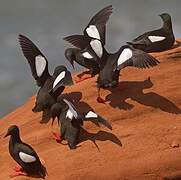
xmin=0 ymin=41 xmax=181 ymax=179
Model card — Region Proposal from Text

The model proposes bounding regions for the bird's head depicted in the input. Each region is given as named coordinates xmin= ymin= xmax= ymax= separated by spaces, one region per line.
xmin=64 ymin=48 xmax=78 ymax=69
xmin=4 ymin=125 xmax=19 ymax=138
xmin=159 ymin=13 xmax=171 ymax=22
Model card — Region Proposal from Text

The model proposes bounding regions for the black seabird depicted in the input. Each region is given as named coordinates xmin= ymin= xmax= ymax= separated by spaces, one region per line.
xmin=4 ymin=125 xmax=46 ymax=178
xmin=19 ymin=34 xmax=73 ymax=112
xmin=64 ymin=5 xmax=113 ymax=82
xmin=51 ymin=98 xmax=112 ymax=149
xmin=127 ymin=13 xmax=175 ymax=52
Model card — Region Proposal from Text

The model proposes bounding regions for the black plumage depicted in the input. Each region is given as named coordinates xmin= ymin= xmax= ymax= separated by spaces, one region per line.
xmin=127 ymin=13 xmax=175 ymax=52
xmin=63 ymin=5 xmax=112 ymax=80
xmin=64 ymin=33 xmax=159 ymax=90
xmin=4 ymin=125 xmax=46 ymax=178
xmin=97 ymin=45 xmax=159 ymax=88
xmin=19 ymin=34 xmax=73 ymax=112
xmin=51 ymin=98 xmax=112 ymax=149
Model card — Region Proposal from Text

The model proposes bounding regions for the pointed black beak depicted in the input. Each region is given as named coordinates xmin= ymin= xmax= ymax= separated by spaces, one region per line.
xmin=158 ymin=14 xmax=164 ymax=19
xmin=4 ymin=132 xmax=9 ymax=138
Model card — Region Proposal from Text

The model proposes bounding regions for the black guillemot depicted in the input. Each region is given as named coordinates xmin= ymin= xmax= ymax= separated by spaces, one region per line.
xmin=4 ymin=125 xmax=46 ymax=178
xmin=127 ymin=13 xmax=175 ymax=52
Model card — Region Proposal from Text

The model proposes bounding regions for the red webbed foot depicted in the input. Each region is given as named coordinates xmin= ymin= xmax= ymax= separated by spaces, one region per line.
xmin=10 ymin=171 xmax=27 ymax=178
xmin=13 ymin=165 xmax=22 ymax=172
xmin=75 ymin=75 xmax=92 ymax=83
xmin=52 ymin=132 xmax=62 ymax=143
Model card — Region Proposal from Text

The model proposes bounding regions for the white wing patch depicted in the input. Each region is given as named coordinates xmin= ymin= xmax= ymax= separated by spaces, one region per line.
xmin=86 ymin=25 xmax=100 ymax=40
xmin=82 ymin=52 xmax=93 ymax=59
xmin=117 ymin=48 xmax=132 ymax=67
xmin=85 ymin=111 xmax=98 ymax=118
xmin=148 ymin=36 xmax=166 ymax=42
xmin=19 ymin=152 xmax=36 ymax=163
xmin=53 ymin=71 xmax=66 ymax=88
xmin=90 ymin=40 xmax=103 ymax=58
xmin=35 ymin=55 xmax=47 ymax=77
xmin=66 ymin=109 xmax=74 ymax=120
xmin=63 ymin=99 xmax=78 ymax=119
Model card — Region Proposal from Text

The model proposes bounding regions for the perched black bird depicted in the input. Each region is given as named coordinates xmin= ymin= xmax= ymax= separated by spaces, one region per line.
xmin=64 ymin=5 xmax=113 ymax=82
xmin=51 ymin=98 xmax=112 ymax=149
xmin=127 ymin=13 xmax=175 ymax=52
xmin=19 ymin=34 xmax=73 ymax=112
xmin=4 ymin=125 xmax=46 ymax=178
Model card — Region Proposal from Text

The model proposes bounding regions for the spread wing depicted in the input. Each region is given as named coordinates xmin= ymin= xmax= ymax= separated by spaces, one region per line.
xmin=115 ymin=46 xmax=160 ymax=70
xmin=63 ymin=35 xmax=89 ymax=50
xmin=84 ymin=5 xmax=113 ymax=45
xmin=19 ymin=34 xmax=50 ymax=87
xmin=63 ymin=5 xmax=113 ymax=48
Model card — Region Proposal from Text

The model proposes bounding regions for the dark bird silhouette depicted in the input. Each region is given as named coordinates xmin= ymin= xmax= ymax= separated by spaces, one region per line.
xmin=64 ymin=5 xmax=112 ymax=82
xmin=51 ymin=98 xmax=112 ymax=149
xmin=127 ymin=13 xmax=175 ymax=52
xmin=105 ymin=77 xmax=181 ymax=114
xmin=19 ymin=34 xmax=73 ymax=113
xmin=4 ymin=125 xmax=47 ymax=178
xmin=79 ymin=128 xmax=122 ymax=151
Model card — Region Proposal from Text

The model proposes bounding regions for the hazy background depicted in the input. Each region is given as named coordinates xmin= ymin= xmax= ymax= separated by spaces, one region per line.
xmin=0 ymin=0 xmax=180 ymax=117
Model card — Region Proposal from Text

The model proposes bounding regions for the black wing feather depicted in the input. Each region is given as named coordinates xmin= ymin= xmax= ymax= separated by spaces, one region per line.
xmin=63 ymin=35 xmax=89 ymax=49
xmin=84 ymin=5 xmax=113 ymax=45
xmin=19 ymin=34 xmax=50 ymax=87
xmin=116 ymin=47 xmax=159 ymax=70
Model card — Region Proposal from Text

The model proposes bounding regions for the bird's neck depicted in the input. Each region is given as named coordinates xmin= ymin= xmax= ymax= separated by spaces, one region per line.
xmin=163 ymin=19 xmax=173 ymax=33
xmin=10 ymin=135 xmax=22 ymax=145
xmin=103 ymin=47 xmax=109 ymax=57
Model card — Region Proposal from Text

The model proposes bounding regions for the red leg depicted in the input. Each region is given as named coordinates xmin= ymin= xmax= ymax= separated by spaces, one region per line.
xmin=96 ymin=88 xmax=106 ymax=103
xmin=10 ymin=171 xmax=27 ymax=178
xmin=13 ymin=165 xmax=22 ymax=172
xmin=52 ymin=132 xmax=62 ymax=143
xmin=97 ymin=97 xmax=106 ymax=103
xmin=75 ymin=75 xmax=92 ymax=83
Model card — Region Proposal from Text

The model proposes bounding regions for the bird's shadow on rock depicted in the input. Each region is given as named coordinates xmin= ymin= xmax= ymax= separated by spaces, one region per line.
xmin=105 ymin=77 xmax=181 ymax=114
xmin=79 ymin=128 xmax=122 ymax=151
